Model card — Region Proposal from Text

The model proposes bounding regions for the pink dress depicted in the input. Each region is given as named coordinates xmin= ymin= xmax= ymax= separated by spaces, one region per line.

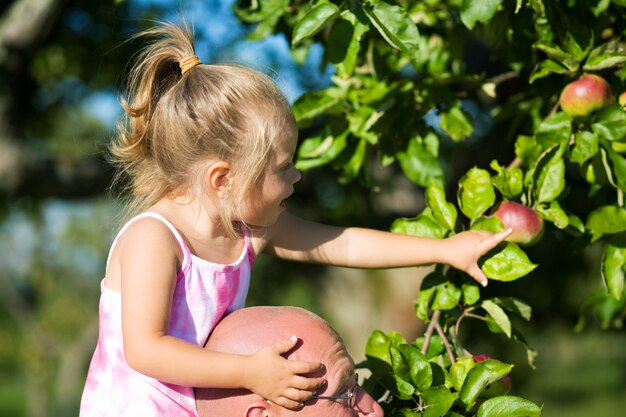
xmin=79 ymin=212 xmax=253 ymax=416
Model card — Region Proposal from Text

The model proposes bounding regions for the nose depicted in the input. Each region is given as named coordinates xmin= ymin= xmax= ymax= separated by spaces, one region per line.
xmin=354 ymin=388 xmax=384 ymax=416
xmin=290 ymin=165 xmax=301 ymax=184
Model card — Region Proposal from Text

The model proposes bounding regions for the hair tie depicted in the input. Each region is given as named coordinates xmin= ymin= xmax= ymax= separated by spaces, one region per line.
xmin=180 ymin=55 xmax=202 ymax=75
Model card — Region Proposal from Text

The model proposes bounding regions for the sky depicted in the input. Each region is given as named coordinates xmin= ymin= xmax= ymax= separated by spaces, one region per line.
xmin=81 ymin=0 xmax=334 ymax=126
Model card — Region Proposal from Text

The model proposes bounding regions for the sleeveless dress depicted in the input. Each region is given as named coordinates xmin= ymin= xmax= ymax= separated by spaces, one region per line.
xmin=79 ymin=212 xmax=253 ymax=416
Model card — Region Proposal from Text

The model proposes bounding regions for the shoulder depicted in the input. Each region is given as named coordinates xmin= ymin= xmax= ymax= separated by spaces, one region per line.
xmin=113 ymin=215 xmax=182 ymax=267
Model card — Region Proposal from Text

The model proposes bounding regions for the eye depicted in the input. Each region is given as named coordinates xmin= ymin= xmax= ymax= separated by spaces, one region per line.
xmin=280 ymin=162 xmax=293 ymax=171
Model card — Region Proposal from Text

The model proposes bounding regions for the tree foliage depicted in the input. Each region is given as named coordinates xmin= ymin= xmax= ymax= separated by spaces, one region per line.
xmin=234 ymin=0 xmax=626 ymax=415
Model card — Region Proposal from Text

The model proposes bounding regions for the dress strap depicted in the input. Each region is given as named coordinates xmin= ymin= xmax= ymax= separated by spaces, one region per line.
xmin=105 ymin=212 xmax=191 ymax=276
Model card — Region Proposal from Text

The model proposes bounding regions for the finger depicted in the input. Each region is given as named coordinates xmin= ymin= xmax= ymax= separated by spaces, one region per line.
xmin=288 ymin=359 xmax=324 ymax=375
xmin=483 ymin=228 xmax=512 ymax=251
xmin=272 ymin=335 xmax=299 ymax=354
xmin=289 ymin=375 xmax=326 ymax=391
xmin=468 ymin=263 xmax=488 ymax=287
xmin=283 ymin=387 xmax=316 ymax=402
xmin=274 ymin=397 xmax=305 ymax=411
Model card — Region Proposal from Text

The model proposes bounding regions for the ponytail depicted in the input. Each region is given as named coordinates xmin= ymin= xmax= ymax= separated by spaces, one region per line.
xmin=110 ymin=20 xmax=294 ymax=237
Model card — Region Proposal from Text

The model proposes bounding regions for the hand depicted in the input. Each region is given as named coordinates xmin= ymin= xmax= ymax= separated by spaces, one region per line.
xmin=443 ymin=228 xmax=512 ymax=287
xmin=245 ymin=335 xmax=325 ymax=410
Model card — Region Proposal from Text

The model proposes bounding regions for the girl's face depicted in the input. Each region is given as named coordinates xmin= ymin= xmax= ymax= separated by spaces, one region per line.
xmin=241 ymin=123 xmax=301 ymax=227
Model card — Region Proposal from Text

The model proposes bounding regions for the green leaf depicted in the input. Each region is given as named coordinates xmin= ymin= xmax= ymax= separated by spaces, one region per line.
xmin=397 ymin=137 xmax=444 ymax=187
xmin=602 ymin=237 xmax=626 ymax=301
xmin=462 ymin=283 xmax=481 ymax=305
xmin=339 ymin=138 xmax=368 ymax=184
xmin=563 ymin=28 xmax=594 ymax=61
xmin=296 ymin=127 xmax=348 ymax=170
xmin=365 ymin=330 xmax=393 ymax=365
xmin=234 ymin=0 xmax=288 ymax=22
xmin=432 ymin=282 xmax=462 ymax=311
xmin=492 ymin=297 xmax=532 ymax=321
xmin=440 ymin=105 xmax=474 ymax=142
xmin=566 ymin=213 xmax=586 ymax=236
xmin=569 ymin=131 xmax=598 ymax=165
xmin=533 ymin=43 xmax=580 ymax=71
xmin=535 ymin=112 xmax=571 ymax=149
xmin=389 ymin=345 xmax=417 ymax=399
xmin=480 ymin=242 xmax=538 ymax=282
xmin=391 ymin=208 xmax=449 ymax=239
xmin=477 ymin=396 xmax=542 ymax=417
xmin=490 ymin=160 xmax=523 ymax=199
xmin=414 ymin=335 xmax=445 ymax=359
xmin=459 ymin=360 xmax=514 ymax=410
xmin=602 ymin=141 xmax=626 ymax=192
xmin=533 ymin=147 xmax=566 ymax=203
xmin=482 ymin=300 xmax=512 ymax=337
xmin=292 ymin=2 xmax=340 ymax=46
xmin=292 ymin=88 xmax=342 ymax=127
xmin=347 ymin=105 xmax=383 ymax=145
xmin=458 ymin=167 xmax=496 ymax=221
xmin=536 ymin=200 xmax=569 ymax=229
xmin=460 ymin=0 xmax=504 ymax=30
xmin=529 ymin=59 xmax=571 ymax=83
xmin=586 ymin=206 xmax=626 ymax=242
xmin=515 ymin=135 xmax=543 ymax=166
xmin=471 ymin=216 xmax=505 ymax=234
xmin=329 ymin=11 xmax=369 ymax=78
xmin=450 ymin=357 xmax=475 ymax=392
xmin=584 ymin=48 xmax=626 ymax=71
xmin=425 ymin=182 xmax=458 ymax=231
xmin=415 ymin=286 xmax=435 ymax=322
xmin=392 ymin=344 xmax=433 ymax=393
xmin=422 ymin=386 xmax=457 ymax=417
xmin=592 ymin=105 xmax=626 ymax=142
xmin=362 ymin=0 xmax=420 ymax=55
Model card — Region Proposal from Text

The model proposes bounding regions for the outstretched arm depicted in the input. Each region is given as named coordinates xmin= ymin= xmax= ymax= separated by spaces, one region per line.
xmin=265 ymin=212 xmax=511 ymax=286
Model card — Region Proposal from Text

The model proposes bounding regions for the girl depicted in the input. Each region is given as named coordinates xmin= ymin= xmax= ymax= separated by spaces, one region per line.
xmin=80 ymin=21 xmax=511 ymax=416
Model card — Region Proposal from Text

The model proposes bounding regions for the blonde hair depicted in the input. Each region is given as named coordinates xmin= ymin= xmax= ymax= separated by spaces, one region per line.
xmin=110 ymin=21 xmax=294 ymax=237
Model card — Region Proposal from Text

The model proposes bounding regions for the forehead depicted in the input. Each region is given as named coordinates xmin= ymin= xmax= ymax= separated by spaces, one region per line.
xmin=272 ymin=114 xmax=298 ymax=153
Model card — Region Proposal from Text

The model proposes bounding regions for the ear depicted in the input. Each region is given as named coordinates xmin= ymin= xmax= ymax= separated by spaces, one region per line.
xmin=245 ymin=400 xmax=271 ymax=417
xmin=205 ymin=161 xmax=231 ymax=196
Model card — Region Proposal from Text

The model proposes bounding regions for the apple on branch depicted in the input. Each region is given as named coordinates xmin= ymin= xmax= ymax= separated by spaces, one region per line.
xmin=493 ymin=201 xmax=544 ymax=246
xmin=559 ymin=74 xmax=613 ymax=117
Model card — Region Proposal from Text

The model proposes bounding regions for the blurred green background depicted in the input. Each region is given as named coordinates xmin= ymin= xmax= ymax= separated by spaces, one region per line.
xmin=0 ymin=1 xmax=624 ymax=416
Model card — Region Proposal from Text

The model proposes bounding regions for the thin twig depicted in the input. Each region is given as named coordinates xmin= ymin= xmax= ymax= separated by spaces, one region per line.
xmin=434 ymin=321 xmax=456 ymax=364
xmin=486 ymin=71 xmax=520 ymax=85
xmin=421 ymin=310 xmax=441 ymax=355
xmin=454 ymin=306 xmax=478 ymax=337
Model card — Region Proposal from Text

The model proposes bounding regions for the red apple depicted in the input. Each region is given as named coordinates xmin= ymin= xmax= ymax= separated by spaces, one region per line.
xmin=493 ymin=201 xmax=543 ymax=246
xmin=559 ymin=74 xmax=613 ymax=117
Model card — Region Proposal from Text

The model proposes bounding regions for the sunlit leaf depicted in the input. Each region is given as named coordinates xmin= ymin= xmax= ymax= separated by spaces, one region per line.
xmin=460 ymin=0 xmax=504 ymax=30
xmin=363 ymin=0 xmax=420 ymax=55
xmin=458 ymin=167 xmax=496 ymax=221
xmin=425 ymin=182 xmax=458 ymax=231
xmin=602 ymin=237 xmax=626 ymax=301
xmin=292 ymin=2 xmax=340 ymax=46
xmin=477 ymin=395 xmax=542 ymax=417
xmin=482 ymin=300 xmax=512 ymax=337
xmin=422 ymin=386 xmax=457 ymax=417
xmin=586 ymin=205 xmax=626 ymax=242
xmin=459 ymin=360 xmax=514 ymax=410
xmin=480 ymin=243 xmax=538 ymax=281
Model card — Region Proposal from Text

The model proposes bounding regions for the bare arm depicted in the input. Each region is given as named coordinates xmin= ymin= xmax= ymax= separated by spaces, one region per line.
xmin=116 ymin=219 xmax=323 ymax=409
xmin=265 ymin=212 xmax=512 ymax=285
